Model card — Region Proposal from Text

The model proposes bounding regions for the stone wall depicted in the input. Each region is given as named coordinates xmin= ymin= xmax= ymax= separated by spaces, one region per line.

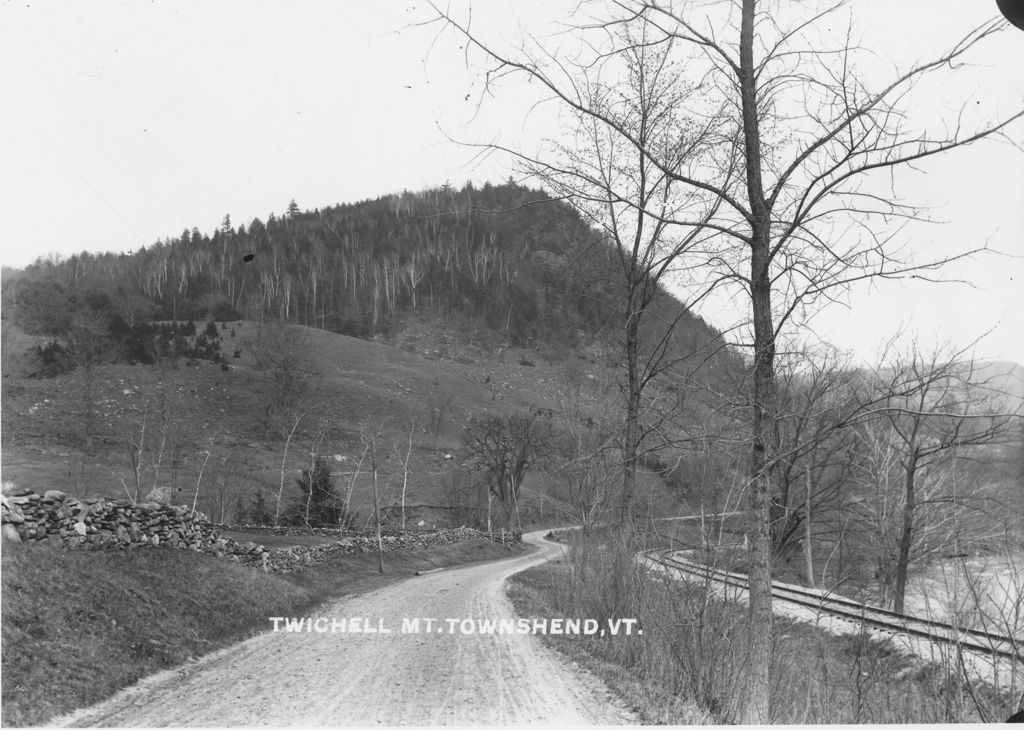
xmin=1 ymin=488 xmax=221 ymax=550
xmin=0 ymin=486 xmax=521 ymax=574
xmin=234 ymin=526 xmax=520 ymax=573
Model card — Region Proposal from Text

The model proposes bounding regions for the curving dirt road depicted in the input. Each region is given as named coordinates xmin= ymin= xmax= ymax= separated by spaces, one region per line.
xmin=57 ymin=531 xmax=637 ymax=727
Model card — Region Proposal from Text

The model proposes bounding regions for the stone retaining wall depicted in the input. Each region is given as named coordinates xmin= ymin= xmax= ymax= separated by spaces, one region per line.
xmin=0 ymin=487 xmax=521 ymax=574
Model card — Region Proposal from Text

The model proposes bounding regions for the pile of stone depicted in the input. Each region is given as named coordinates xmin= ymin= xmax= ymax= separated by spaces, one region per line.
xmin=1 ymin=486 xmax=222 ymax=550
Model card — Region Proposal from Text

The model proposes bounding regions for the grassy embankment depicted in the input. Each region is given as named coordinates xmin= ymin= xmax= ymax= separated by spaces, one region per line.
xmin=506 ymin=534 xmax=1017 ymax=725
xmin=1 ymin=537 xmax=522 ymax=726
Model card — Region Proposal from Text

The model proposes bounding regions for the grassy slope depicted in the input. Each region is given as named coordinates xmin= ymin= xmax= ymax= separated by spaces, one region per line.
xmin=1 ymin=537 xmax=523 ymax=727
xmin=0 ymin=319 xmax=685 ymax=523
xmin=0 ymin=320 xmax=525 ymax=514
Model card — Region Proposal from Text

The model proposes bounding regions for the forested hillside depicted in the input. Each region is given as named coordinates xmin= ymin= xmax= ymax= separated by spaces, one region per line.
xmin=1 ymin=182 xmax=730 ymax=372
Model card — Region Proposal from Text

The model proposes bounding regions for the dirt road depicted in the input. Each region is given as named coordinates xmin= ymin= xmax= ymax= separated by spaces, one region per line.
xmin=58 ymin=531 xmax=637 ymax=727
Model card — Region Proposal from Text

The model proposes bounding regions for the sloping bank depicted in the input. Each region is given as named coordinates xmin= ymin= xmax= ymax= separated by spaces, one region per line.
xmin=1 ymin=489 xmax=523 ymax=726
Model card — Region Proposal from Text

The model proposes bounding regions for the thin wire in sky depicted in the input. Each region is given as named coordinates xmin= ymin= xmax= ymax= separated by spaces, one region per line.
xmin=41 ymin=134 xmax=149 ymax=248
xmin=49 ymin=87 xmax=175 ymax=235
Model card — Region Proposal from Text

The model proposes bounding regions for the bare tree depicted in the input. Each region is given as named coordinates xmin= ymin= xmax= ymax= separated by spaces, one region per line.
xmin=394 ymin=420 xmax=416 ymax=529
xmin=953 ymin=545 xmax=1024 ymax=720
xmin=361 ymin=422 xmax=388 ymax=573
xmin=340 ymin=439 xmax=371 ymax=521
xmin=249 ymin=322 xmax=319 ymax=437
xmin=430 ymin=2 xmax=1022 ymax=719
xmin=120 ymin=375 xmax=184 ymax=505
xmin=209 ymin=449 xmax=254 ymax=524
xmin=274 ymin=413 xmax=304 ymax=526
xmin=300 ymin=420 xmax=331 ymax=527
xmin=190 ymin=429 xmax=220 ymax=519
xmin=462 ymin=411 xmax=552 ymax=533
xmin=539 ymin=29 xmax=727 ymax=530
xmin=66 ymin=309 xmax=108 ymax=453
xmin=852 ymin=340 xmax=1022 ymax=612
xmin=441 ymin=464 xmax=484 ymax=528
xmin=768 ymin=346 xmax=861 ymax=560
xmin=541 ymin=371 xmax=627 ymax=533
xmin=426 ymin=389 xmax=453 ymax=455
xmin=545 ymin=394 xmax=622 ymax=534
xmin=121 ymin=407 xmax=149 ymax=504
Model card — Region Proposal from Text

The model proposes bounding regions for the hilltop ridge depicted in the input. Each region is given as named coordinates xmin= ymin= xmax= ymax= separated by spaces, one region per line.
xmin=1 ymin=182 xmax=734 ymax=376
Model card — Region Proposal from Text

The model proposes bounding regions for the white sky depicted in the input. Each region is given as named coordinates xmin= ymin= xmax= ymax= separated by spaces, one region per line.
xmin=1 ymin=1 xmax=1022 ymax=365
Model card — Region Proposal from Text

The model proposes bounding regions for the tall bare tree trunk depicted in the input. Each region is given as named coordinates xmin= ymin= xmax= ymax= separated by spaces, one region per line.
xmin=399 ymin=421 xmax=414 ymax=530
xmin=371 ymin=440 xmax=384 ymax=573
xmin=82 ymin=364 xmax=95 ymax=453
xmin=740 ymin=0 xmax=774 ymax=721
xmin=893 ymin=453 xmax=918 ymax=613
xmin=486 ymin=490 xmax=493 ymax=539
xmin=805 ymin=469 xmax=814 ymax=588
xmin=621 ymin=309 xmax=641 ymax=531
xmin=275 ymin=414 xmax=303 ymax=527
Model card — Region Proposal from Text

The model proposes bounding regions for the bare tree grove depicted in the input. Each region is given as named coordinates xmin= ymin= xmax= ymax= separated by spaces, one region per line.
xmin=432 ymin=0 xmax=1023 ymax=721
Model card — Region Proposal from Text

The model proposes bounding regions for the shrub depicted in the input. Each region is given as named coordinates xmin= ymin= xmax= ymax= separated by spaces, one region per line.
xmin=26 ymin=341 xmax=74 ymax=378
xmin=248 ymin=490 xmax=273 ymax=525
xmin=209 ymin=300 xmax=242 ymax=322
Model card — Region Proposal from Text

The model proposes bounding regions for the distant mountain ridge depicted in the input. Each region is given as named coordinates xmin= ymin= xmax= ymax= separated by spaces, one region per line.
xmin=967 ymin=360 xmax=1024 ymax=409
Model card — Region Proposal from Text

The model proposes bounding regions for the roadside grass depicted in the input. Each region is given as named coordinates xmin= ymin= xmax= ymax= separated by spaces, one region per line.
xmin=506 ymin=562 xmax=712 ymax=725
xmin=1 ymin=538 xmax=522 ymax=727
xmin=506 ymin=538 xmax=1016 ymax=724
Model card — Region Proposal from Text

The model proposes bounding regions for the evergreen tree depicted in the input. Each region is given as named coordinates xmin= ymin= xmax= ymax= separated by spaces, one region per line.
xmin=293 ymin=456 xmax=340 ymax=526
xmin=249 ymin=489 xmax=272 ymax=525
